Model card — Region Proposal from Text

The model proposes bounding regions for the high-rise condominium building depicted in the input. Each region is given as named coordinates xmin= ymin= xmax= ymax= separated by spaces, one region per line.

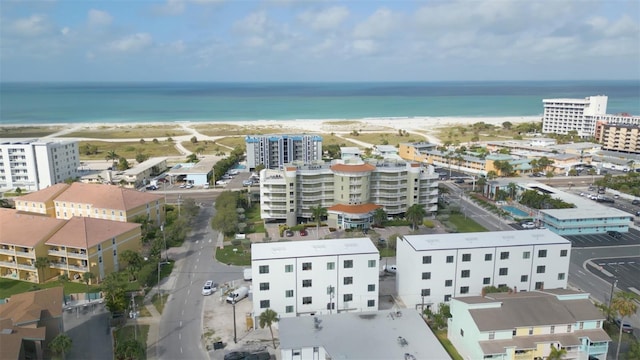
xmin=246 ymin=134 xmax=323 ymax=171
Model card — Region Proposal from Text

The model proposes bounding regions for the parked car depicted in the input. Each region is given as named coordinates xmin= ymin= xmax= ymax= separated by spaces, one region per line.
xmin=226 ymin=286 xmax=249 ymax=304
xmin=521 ymin=222 xmax=536 ymax=229
xmin=614 ymin=319 xmax=634 ymax=334
xmin=245 ymin=352 xmax=271 ymax=360
xmin=299 ymin=229 xmax=308 ymax=236
xmin=185 ymin=184 xmax=193 ymax=189
xmin=454 ymin=179 xmax=465 ymax=184
xmin=383 ymin=265 xmax=397 ymax=273
xmin=284 ymin=230 xmax=294 ymax=237
xmin=224 ymin=351 xmax=250 ymax=360
xmin=632 ymin=199 xmax=640 ymax=205
xmin=607 ymin=231 xmax=622 ymax=239
xmin=242 ymin=180 xmax=254 ymax=187
xmin=145 ymin=185 xmax=158 ymax=191
xmin=202 ymin=280 xmax=217 ymax=296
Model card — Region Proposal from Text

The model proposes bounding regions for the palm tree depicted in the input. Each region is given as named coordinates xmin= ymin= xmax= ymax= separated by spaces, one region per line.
xmin=34 ymin=256 xmax=50 ymax=282
xmin=372 ymin=208 xmax=387 ymax=227
xmin=612 ymin=291 xmax=638 ymax=360
xmin=120 ymin=250 xmax=143 ymax=281
xmin=486 ymin=171 xmax=498 ymax=180
xmin=547 ymin=345 xmax=567 ymax=360
xmin=405 ymin=204 xmax=427 ymax=230
xmin=506 ymin=182 xmax=517 ymax=200
xmin=259 ymin=309 xmax=279 ymax=349
xmin=311 ymin=205 xmax=327 ymax=234
xmin=82 ymin=271 xmax=96 ymax=295
xmin=49 ymin=333 xmax=72 ymax=360
xmin=105 ymin=150 xmax=119 ymax=169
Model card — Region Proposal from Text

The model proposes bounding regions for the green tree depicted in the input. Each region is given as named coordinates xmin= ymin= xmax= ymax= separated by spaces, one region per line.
xmin=311 ymin=205 xmax=327 ymax=234
xmin=135 ymin=153 xmax=149 ymax=164
xmin=120 ymin=250 xmax=144 ymax=281
xmin=101 ymin=273 xmax=127 ymax=314
xmin=405 ymin=204 xmax=427 ymax=230
xmin=34 ymin=256 xmax=50 ymax=281
xmin=486 ymin=170 xmax=498 ymax=180
xmin=15 ymin=187 xmax=23 ymax=195
xmin=612 ymin=291 xmax=638 ymax=360
xmin=190 ymin=136 xmax=198 ymax=144
xmin=115 ymin=338 xmax=146 ymax=360
xmin=547 ymin=346 xmax=567 ymax=360
xmin=105 ymin=150 xmax=119 ymax=169
xmin=476 ymin=176 xmax=487 ymax=191
xmin=49 ymin=333 xmax=72 ymax=360
xmin=627 ymin=339 xmax=640 ymax=360
xmin=372 ymin=208 xmax=387 ymax=227
xmin=502 ymin=121 xmax=513 ymax=130
xmin=507 ymin=182 xmax=518 ymax=200
xmin=259 ymin=308 xmax=279 ymax=349
xmin=186 ymin=153 xmax=198 ymax=163
xmin=82 ymin=272 xmax=96 ymax=295
xmin=117 ymin=157 xmax=130 ymax=171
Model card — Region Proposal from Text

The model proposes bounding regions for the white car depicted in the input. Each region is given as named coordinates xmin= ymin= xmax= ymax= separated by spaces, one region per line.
xmin=202 ymin=280 xmax=217 ymax=296
xmin=521 ymin=222 xmax=536 ymax=229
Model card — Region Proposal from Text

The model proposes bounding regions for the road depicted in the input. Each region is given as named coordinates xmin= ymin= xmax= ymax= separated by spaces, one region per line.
xmin=440 ymin=182 xmax=512 ymax=231
xmin=157 ymin=201 xmax=244 ymax=360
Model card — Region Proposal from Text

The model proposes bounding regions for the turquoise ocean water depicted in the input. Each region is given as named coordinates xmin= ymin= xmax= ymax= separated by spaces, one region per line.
xmin=0 ymin=81 xmax=638 ymax=125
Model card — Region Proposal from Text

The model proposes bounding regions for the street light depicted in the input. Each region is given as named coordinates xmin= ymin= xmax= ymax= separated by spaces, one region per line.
xmin=232 ymin=299 xmax=237 ymax=343
xmin=608 ymin=278 xmax=618 ymax=321
xmin=160 ymin=223 xmax=167 ymax=262
xmin=157 ymin=261 xmax=169 ymax=307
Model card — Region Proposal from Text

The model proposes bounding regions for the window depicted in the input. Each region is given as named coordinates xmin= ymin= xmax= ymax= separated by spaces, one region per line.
xmin=550 ymin=325 xmax=555 ymax=334
xmin=423 ymin=255 xmax=432 ymax=264
xmin=367 ymin=300 xmax=375 ymax=307
xmin=523 ymin=251 xmax=530 ymax=259
xmin=500 ymin=252 xmax=509 ymax=260
xmin=259 ymin=282 xmax=269 ymax=291
xmin=285 ymin=290 xmax=293 ymax=298
xmin=558 ymin=273 xmax=565 ymax=280
xmin=302 ymin=280 xmax=312 ymax=288
xmin=446 ymin=255 xmax=454 ymax=263
xmin=98 ymin=244 xmax=101 ymax=251
xmin=327 ymin=262 xmax=335 ymax=270
xmin=260 ymin=300 xmax=270 ymax=308
xmin=460 ymin=286 xmax=469 ymax=294
xmin=596 ymin=321 xmax=601 ymax=328
xmin=462 ymin=254 xmax=471 ymax=262
xmin=536 ymin=265 xmax=546 ymax=274
xmin=285 ymin=264 xmax=293 ymax=273
xmin=444 ymin=294 xmax=451 ymax=302
xmin=421 ymin=289 xmax=431 ymax=296
xmin=528 ymin=327 xmax=533 ymax=335
xmin=286 ymin=305 xmax=294 ymax=313
xmin=538 ymin=249 xmax=547 ymax=258
xmin=489 ymin=332 xmax=495 ymax=340
xmin=461 ymin=270 xmax=470 ymax=278
xmin=368 ymin=259 xmax=376 ymax=268
xmin=343 ymin=294 xmax=353 ymax=302
xmin=445 ymin=280 xmax=453 ymax=287
xmin=302 ymin=262 xmax=312 ymax=270
xmin=483 ymin=277 xmax=491 ymax=285
xmin=485 ymin=253 xmax=493 ymax=261
xmin=99 ymin=256 xmax=102 ymax=263
xmin=521 ymin=275 xmax=529 ymax=282
xmin=579 ymin=322 xmax=584 ymax=330
xmin=343 ymin=277 xmax=353 ymax=285
xmin=303 ymin=297 xmax=312 ymax=305
xmin=259 ymin=265 xmax=269 ymax=274
xmin=512 ymin=329 xmax=517 ymax=336
xmin=560 ymin=249 xmax=568 ymax=257
xmin=343 ymin=260 xmax=353 ymax=268
xmin=460 ymin=329 xmax=464 ymax=337
xmin=535 ymin=282 xmax=544 ymax=290
xmin=112 ymin=238 xmax=116 ymax=245
xmin=422 ymin=272 xmax=431 ymax=280
xmin=499 ymin=268 xmax=508 ymax=276
xmin=368 ymin=284 xmax=375 ymax=292
xmin=566 ymin=324 xmax=572 ymax=332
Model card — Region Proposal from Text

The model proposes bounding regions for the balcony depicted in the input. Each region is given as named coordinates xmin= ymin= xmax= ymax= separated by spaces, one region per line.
xmin=50 ymin=262 xmax=68 ymax=270
xmin=68 ymin=264 xmax=88 ymax=272
xmin=0 ymin=260 xmax=17 ymax=268
xmin=513 ymin=352 xmax=534 ymax=360
xmin=67 ymin=251 xmax=88 ymax=260
xmin=0 ymin=247 xmax=15 ymax=256
xmin=48 ymin=249 xmax=67 ymax=256
xmin=17 ymin=263 xmax=35 ymax=270
xmin=588 ymin=344 xmax=608 ymax=355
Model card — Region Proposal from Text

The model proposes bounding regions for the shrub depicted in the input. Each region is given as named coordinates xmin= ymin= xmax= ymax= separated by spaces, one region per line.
xmin=241 ymin=239 xmax=252 ymax=248
xmin=423 ymin=219 xmax=435 ymax=228
xmin=230 ymin=239 xmax=241 ymax=246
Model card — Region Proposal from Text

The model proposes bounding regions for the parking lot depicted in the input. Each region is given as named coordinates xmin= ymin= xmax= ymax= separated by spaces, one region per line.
xmin=587 ymin=256 xmax=640 ymax=295
xmin=563 ymin=228 xmax=640 ymax=248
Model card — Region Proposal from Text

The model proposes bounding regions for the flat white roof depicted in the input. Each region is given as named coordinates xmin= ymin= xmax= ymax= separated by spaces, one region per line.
xmin=279 ymin=310 xmax=451 ymax=360
xmin=252 ymin=238 xmax=378 ymax=260
xmin=123 ymin=157 xmax=167 ymax=175
xmin=402 ymin=230 xmax=569 ymax=251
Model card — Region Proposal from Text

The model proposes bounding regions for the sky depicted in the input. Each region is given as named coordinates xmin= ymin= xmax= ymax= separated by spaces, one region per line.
xmin=1 ymin=0 xmax=639 ymax=82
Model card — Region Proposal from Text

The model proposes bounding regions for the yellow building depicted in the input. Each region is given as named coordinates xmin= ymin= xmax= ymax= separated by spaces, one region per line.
xmin=45 ymin=217 xmax=141 ymax=283
xmin=14 ymin=183 xmax=70 ymax=218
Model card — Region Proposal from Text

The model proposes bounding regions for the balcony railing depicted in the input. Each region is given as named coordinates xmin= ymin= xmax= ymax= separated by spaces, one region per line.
xmin=0 ymin=248 xmax=14 ymax=256
xmin=50 ymin=262 xmax=68 ymax=270
xmin=48 ymin=249 xmax=67 ymax=256
xmin=0 ymin=260 xmax=17 ymax=268
xmin=17 ymin=263 xmax=35 ymax=270
xmin=588 ymin=344 xmax=608 ymax=355
xmin=513 ymin=352 xmax=534 ymax=360
xmin=67 ymin=251 xmax=88 ymax=260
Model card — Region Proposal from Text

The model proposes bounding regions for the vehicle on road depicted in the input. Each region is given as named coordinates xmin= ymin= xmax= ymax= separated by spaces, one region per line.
xmin=607 ymin=231 xmax=622 ymax=239
xmin=202 ymin=280 xmax=217 ymax=296
xmin=454 ymin=179 xmax=465 ymax=184
xmin=633 ymin=199 xmax=640 ymax=205
xmin=224 ymin=351 xmax=250 ymax=360
xmin=614 ymin=319 xmax=634 ymax=334
xmin=521 ymin=222 xmax=536 ymax=229
xmin=299 ymin=229 xmax=308 ymax=236
xmin=226 ymin=286 xmax=249 ymax=304
xmin=242 ymin=180 xmax=254 ymax=187
xmin=145 ymin=185 xmax=158 ymax=191
xmin=243 ymin=268 xmax=252 ymax=281
xmin=383 ymin=265 xmax=397 ymax=273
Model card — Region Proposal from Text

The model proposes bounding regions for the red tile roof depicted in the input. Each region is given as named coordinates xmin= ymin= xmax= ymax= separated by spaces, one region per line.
xmin=330 ymin=163 xmax=376 ymax=173
xmin=327 ymin=203 xmax=382 ymax=214
xmin=0 ymin=287 xmax=64 ymax=324
xmin=45 ymin=216 xmax=141 ymax=249
xmin=15 ymin=183 xmax=69 ymax=203
xmin=0 ymin=209 xmax=66 ymax=247
xmin=54 ymin=183 xmax=163 ymax=211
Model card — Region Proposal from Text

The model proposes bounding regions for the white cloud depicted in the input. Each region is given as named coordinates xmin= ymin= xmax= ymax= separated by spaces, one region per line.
xmin=60 ymin=27 xmax=70 ymax=36
xmin=87 ymin=9 xmax=113 ymax=27
xmin=10 ymin=14 xmax=51 ymax=37
xmin=353 ymin=8 xmax=399 ymax=39
xmin=234 ymin=11 xmax=269 ymax=34
xmin=153 ymin=0 xmax=186 ymax=16
xmin=106 ymin=33 xmax=153 ymax=53
xmin=298 ymin=6 xmax=349 ymax=31
xmin=350 ymin=39 xmax=377 ymax=55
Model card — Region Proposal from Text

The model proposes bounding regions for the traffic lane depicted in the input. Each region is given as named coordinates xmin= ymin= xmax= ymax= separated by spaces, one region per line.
xmin=564 ymin=228 xmax=640 ymax=248
xmin=64 ymin=303 xmax=113 ymax=360
xmin=589 ymin=257 xmax=640 ymax=294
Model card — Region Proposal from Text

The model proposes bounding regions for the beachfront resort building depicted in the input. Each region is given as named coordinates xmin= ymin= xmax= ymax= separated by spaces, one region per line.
xmin=251 ymin=238 xmax=380 ymax=319
xmin=595 ymin=122 xmax=640 ymax=155
xmin=0 ymin=287 xmax=65 ymax=360
xmin=246 ymin=134 xmax=323 ymax=171
xmin=395 ymin=230 xmax=571 ymax=311
xmin=0 ymin=139 xmax=79 ymax=191
xmin=0 ymin=208 xmax=142 ymax=284
xmin=279 ymin=309 xmax=451 ymax=360
xmin=448 ymin=290 xmax=610 ymax=360
xmin=259 ymin=156 xmax=439 ymax=228
xmin=541 ymin=95 xmax=640 ymax=138
xmin=15 ymin=182 xmax=165 ymax=226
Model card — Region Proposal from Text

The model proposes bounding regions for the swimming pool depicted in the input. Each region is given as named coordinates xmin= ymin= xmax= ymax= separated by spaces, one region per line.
xmin=232 ymin=164 xmax=246 ymax=170
xmin=502 ymin=206 xmax=529 ymax=217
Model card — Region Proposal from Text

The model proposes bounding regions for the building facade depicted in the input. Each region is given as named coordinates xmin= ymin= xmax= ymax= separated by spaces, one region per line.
xmin=448 ymin=290 xmax=610 ymax=360
xmin=541 ymin=96 xmax=608 ymax=137
xmin=246 ymin=134 xmax=323 ymax=171
xmin=396 ymin=230 xmax=571 ymax=311
xmin=251 ymin=238 xmax=380 ymax=319
xmin=595 ymin=122 xmax=640 ymax=154
xmin=0 ymin=139 xmax=79 ymax=191
xmin=539 ymin=208 xmax=633 ymax=236
xmin=259 ymin=157 xmax=439 ymax=227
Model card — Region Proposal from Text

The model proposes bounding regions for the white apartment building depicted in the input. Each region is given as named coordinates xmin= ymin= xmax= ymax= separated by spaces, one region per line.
xmin=396 ymin=230 xmax=571 ymax=311
xmin=259 ymin=157 xmax=439 ymax=227
xmin=245 ymin=134 xmax=323 ymax=171
xmin=251 ymin=238 xmax=380 ymax=319
xmin=0 ymin=139 xmax=79 ymax=191
xmin=542 ymin=96 xmax=608 ymax=137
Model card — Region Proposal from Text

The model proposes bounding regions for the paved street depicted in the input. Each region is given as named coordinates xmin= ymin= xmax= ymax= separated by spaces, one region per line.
xmin=589 ymin=256 xmax=640 ymax=295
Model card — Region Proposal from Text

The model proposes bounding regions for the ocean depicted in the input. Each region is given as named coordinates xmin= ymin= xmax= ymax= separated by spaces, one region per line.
xmin=1 ymin=81 xmax=638 ymax=125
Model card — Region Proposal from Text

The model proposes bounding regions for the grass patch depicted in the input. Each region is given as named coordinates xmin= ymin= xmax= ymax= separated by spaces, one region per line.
xmin=346 ymin=131 xmax=422 ymax=148
xmin=0 ymin=278 xmax=100 ymax=298
xmin=0 ymin=126 xmax=64 ymax=138
xmin=448 ymin=213 xmax=488 ymax=232
xmin=193 ymin=124 xmax=286 ymax=137
xmin=63 ymin=125 xmax=188 ymax=139
xmin=180 ymin=140 xmax=228 ymax=155
xmin=78 ymin=140 xmax=181 ymax=161
xmin=434 ymin=329 xmax=463 ymax=360
xmin=215 ymin=245 xmax=251 ymax=266
xmin=244 ymin=204 xmax=266 ymax=235
xmin=135 ymin=296 xmax=151 ymax=317
xmin=213 ymin=136 xmax=246 ymax=152
xmin=380 ymin=248 xmax=396 ymax=257
xmin=151 ymin=292 xmax=169 ymax=314
xmin=320 ymin=134 xmax=359 ymax=148
xmin=114 ymin=324 xmax=149 ymax=350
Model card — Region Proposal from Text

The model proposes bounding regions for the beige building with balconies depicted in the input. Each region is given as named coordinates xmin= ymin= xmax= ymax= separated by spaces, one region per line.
xmin=595 ymin=122 xmax=640 ymax=154
xmin=14 ymin=183 xmax=69 ymax=217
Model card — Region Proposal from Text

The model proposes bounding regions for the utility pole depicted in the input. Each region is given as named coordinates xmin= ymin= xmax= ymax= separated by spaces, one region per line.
xmin=131 ymin=293 xmax=138 ymax=340
xmin=232 ymin=300 xmax=237 ymax=343
xmin=608 ymin=278 xmax=618 ymax=321
xmin=161 ymin=223 xmax=167 ymax=262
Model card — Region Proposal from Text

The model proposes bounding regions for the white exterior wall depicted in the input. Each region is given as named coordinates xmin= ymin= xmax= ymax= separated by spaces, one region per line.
xmin=396 ymin=233 xmax=571 ymax=310
xmin=542 ymin=96 xmax=609 ymax=137
xmin=448 ymin=299 xmax=487 ymax=360
xmin=280 ymin=346 xmax=329 ymax=360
